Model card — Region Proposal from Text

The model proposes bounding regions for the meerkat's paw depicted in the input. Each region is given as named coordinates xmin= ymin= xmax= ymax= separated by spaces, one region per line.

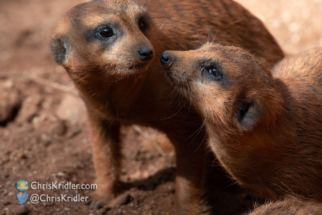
xmin=89 ymin=181 xmax=119 ymax=210
xmin=89 ymin=181 xmax=130 ymax=210
xmin=89 ymin=191 xmax=114 ymax=210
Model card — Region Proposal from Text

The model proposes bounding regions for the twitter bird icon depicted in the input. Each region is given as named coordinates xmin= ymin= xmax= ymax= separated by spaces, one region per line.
xmin=17 ymin=193 xmax=29 ymax=204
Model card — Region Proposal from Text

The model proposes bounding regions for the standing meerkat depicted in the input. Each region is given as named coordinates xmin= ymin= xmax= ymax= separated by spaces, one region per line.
xmin=161 ymin=44 xmax=322 ymax=202
xmin=51 ymin=0 xmax=284 ymax=213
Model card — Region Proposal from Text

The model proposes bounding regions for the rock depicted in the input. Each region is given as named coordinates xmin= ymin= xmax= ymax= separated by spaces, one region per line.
xmin=10 ymin=205 xmax=29 ymax=215
xmin=3 ymin=80 xmax=13 ymax=88
xmin=32 ymin=116 xmax=67 ymax=138
xmin=17 ymin=152 xmax=27 ymax=160
xmin=52 ymin=118 xmax=67 ymax=136
xmin=0 ymin=87 xmax=22 ymax=125
xmin=3 ymin=200 xmax=11 ymax=206
xmin=56 ymin=172 xmax=66 ymax=177
xmin=109 ymin=193 xmax=132 ymax=208
xmin=16 ymin=96 xmax=42 ymax=123
xmin=68 ymin=129 xmax=82 ymax=139
xmin=99 ymin=206 xmax=111 ymax=214
xmin=56 ymin=94 xmax=87 ymax=125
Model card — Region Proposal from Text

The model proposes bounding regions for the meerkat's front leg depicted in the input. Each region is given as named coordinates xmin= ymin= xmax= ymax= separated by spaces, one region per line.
xmin=87 ymin=109 xmax=122 ymax=209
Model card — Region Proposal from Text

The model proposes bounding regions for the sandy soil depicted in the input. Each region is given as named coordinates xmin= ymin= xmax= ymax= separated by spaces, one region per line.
xmin=0 ymin=0 xmax=321 ymax=214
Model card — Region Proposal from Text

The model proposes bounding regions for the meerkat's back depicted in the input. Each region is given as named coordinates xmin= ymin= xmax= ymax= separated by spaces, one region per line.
xmin=272 ymin=48 xmax=322 ymax=145
xmin=136 ymin=0 xmax=283 ymax=68
xmin=248 ymin=198 xmax=322 ymax=215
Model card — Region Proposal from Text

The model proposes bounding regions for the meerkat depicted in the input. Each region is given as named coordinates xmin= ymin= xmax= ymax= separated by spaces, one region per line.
xmin=248 ymin=198 xmax=322 ymax=215
xmin=161 ymin=44 xmax=322 ymax=202
xmin=51 ymin=0 xmax=284 ymax=213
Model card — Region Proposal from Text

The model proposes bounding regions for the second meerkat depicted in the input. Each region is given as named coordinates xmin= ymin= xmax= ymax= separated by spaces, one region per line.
xmin=161 ymin=44 xmax=322 ymax=201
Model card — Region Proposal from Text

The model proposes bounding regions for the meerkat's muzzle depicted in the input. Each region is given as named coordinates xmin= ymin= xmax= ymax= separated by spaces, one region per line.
xmin=160 ymin=52 xmax=174 ymax=66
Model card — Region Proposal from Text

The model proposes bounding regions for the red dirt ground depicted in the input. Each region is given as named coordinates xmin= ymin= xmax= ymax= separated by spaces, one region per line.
xmin=0 ymin=0 xmax=321 ymax=214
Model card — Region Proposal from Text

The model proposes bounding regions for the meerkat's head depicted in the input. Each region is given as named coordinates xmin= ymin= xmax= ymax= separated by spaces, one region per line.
xmin=161 ymin=43 xmax=283 ymax=133
xmin=51 ymin=0 xmax=154 ymax=82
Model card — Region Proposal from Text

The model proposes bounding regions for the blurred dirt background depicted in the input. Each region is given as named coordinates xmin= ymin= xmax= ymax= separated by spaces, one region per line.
xmin=0 ymin=0 xmax=321 ymax=214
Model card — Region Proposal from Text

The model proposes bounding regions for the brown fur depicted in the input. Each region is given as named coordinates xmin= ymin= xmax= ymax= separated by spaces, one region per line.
xmin=163 ymin=44 xmax=322 ymax=203
xmin=51 ymin=0 xmax=284 ymax=213
xmin=247 ymin=198 xmax=322 ymax=215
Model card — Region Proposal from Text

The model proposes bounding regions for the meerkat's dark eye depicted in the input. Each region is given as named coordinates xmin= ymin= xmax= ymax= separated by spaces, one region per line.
xmin=205 ymin=66 xmax=223 ymax=80
xmin=96 ymin=26 xmax=114 ymax=39
xmin=139 ymin=17 xmax=147 ymax=32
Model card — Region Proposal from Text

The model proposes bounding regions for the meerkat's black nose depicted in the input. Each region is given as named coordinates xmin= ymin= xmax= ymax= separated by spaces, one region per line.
xmin=160 ymin=52 xmax=173 ymax=66
xmin=137 ymin=47 xmax=154 ymax=61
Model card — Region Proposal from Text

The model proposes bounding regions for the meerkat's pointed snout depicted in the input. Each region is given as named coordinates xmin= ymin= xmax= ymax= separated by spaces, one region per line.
xmin=137 ymin=47 xmax=154 ymax=61
xmin=160 ymin=52 xmax=173 ymax=66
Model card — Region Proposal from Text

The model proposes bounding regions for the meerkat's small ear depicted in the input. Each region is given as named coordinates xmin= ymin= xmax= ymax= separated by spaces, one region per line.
xmin=235 ymin=99 xmax=262 ymax=131
xmin=50 ymin=35 xmax=70 ymax=65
